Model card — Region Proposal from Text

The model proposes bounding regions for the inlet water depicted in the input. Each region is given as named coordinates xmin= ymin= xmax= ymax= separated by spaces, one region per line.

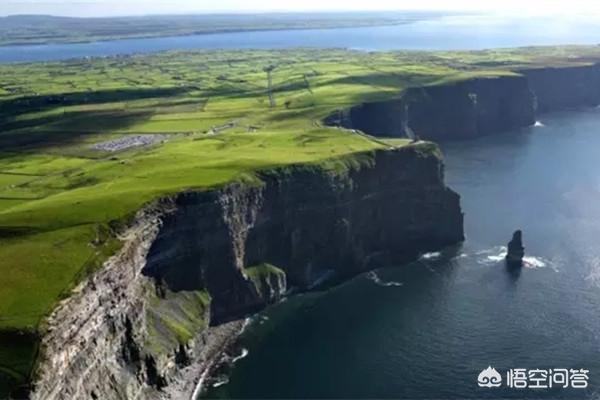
xmin=204 ymin=108 xmax=600 ymax=399
xmin=3 ymin=14 xmax=600 ymax=63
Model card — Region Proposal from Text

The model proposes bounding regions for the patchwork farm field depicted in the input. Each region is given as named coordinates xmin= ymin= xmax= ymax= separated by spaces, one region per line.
xmin=2 ymin=46 xmax=600 ymax=392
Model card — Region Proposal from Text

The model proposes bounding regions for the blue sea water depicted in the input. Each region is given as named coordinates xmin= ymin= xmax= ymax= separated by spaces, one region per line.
xmin=2 ymin=14 xmax=600 ymax=63
xmin=204 ymin=109 xmax=600 ymax=399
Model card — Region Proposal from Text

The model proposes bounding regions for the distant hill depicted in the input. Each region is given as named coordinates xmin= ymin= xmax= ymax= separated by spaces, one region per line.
xmin=0 ymin=12 xmax=455 ymax=46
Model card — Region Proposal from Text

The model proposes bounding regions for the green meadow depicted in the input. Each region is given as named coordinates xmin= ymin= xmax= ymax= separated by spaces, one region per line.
xmin=2 ymin=46 xmax=600 ymax=391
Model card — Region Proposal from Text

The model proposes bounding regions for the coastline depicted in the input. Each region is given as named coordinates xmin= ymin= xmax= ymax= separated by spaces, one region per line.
xmin=166 ymin=319 xmax=247 ymax=400
xmin=0 ymin=21 xmax=416 ymax=48
xmin=6 ymin=46 xmax=600 ymax=398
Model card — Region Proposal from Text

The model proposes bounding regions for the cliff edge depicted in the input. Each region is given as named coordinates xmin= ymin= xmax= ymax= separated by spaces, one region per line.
xmin=325 ymin=64 xmax=600 ymax=140
xmin=31 ymin=144 xmax=463 ymax=399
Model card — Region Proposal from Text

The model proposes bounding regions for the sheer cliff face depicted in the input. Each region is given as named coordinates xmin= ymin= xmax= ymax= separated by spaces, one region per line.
xmin=521 ymin=64 xmax=600 ymax=113
xmin=144 ymin=146 xmax=464 ymax=323
xmin=326 ymin=64 xmax=600 ymax=140
xmin=327 ymin=76 xmax=536 ymax=140
xmin=29 ymin=62 xmax=600 ymax=400
xmin=32 ymin=145 xmax=463 ymax=400
xmin=404 ymin=76 xmax=536 ymax=140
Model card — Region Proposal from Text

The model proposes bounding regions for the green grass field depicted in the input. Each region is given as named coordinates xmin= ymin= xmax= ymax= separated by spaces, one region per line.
xmin=2 ymin=45 xmax=600 ymax=393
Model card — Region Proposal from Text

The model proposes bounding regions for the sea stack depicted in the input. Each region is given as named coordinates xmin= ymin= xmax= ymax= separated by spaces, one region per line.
xmin=506 ymin=230 xmax=525 ymax=266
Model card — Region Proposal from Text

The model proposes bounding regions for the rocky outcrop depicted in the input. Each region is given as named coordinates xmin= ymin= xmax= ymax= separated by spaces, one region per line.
xmin=506 ymin=230 xmax=525 ymax=267
xmin=325 ymin=75 xmax=536 ymax=140
xmin=31 ymin=203 xmax=169 ymax=400
xmin=325 ymin=63 xmax=600 ymax=140
xmin=31 ymin=144 xmax=464 ymax=400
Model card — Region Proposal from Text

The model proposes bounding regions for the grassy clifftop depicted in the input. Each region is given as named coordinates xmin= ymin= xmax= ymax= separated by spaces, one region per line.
xmin=2 ymin=46 xmax=600 ymax=392
xmin=3 ymin=46 xmax=600 ymax=328
xmin=3 ymin=46 xmax=600 ymax=331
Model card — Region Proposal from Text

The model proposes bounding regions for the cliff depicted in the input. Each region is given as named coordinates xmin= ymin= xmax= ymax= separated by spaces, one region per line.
xmin=520 ymin=64 xmax=600 ymax=112
xmin=28 ymin=61 xmax=600 ymax=400
xmin=30 ymin=144 xmax=463 ymax=399
xmin=325 ymin=64 xmax=600 ymax=140
xmin=144 ymin=145 xmax=463 ymax=323
xmin=325 ymin=75 xmax=536 ymax=140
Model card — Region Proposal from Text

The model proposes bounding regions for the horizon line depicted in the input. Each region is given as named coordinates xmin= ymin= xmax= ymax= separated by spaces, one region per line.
xmin=0 ymin=9 xmax=472 ymax=18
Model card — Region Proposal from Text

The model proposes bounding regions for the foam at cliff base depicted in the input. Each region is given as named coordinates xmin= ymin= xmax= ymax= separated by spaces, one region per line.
xmin=204 ymin=348 xmax=249 ymax=390
xmin=522 ymin=256 xmax=547 ymax=269
xmin=420 ymin=252 xmax=441 ymax=260
xmin=232 ymin=348 xmax=249 ymax=364
xmin=212 ymin=377 xmax=229 ymax=388
xmin=367 ymin=271 xmax=403 ymax=287
xmin=192 ymin=319 xmax=250 ymax=398
xmin=476 ymin=246 xmax=548 ymax=269
xmin=477 ymin=246 xmax=508 ymax=264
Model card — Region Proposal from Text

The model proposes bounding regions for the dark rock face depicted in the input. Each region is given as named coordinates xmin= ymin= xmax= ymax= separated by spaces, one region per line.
xmin=144 ymin=146 xmax=464 ymax=323
xmin=325 ymin=76 xmax=536 ymax=140
xmin=32 ymin=146 xmax=464 ymax=400
xmin=506 ymin=230 xmax=525 ymax=266
xmin=325 ymin=64 xmax=600 ymax=140
xmin=521 ymin=64 xmax=600 ymax=113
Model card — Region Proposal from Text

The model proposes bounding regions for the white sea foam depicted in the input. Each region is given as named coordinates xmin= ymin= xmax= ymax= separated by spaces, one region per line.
xmin=193 ymin=363 xmax=213 ymax=400
xmin=192 ymin=319 xmax=250 ymax=399
xmin=367 ymin=271 xmax=403 ymax=287
xmin=232 ymin=348 xmax=249 ymax=364
xmin=420 ymin=251 xmax=441 ymax=260
xmin=476 ymin=246 xmax=550 ymax=269
xmin=242 ymin=317 xmax=251 ymax=332
xmin=212 ymin=377 xmax=229 ymax=388
xmin=585 ymin=260 xmax=600 ymax=286
xmin=534 ymin=121 xmax=545 ymax=127
xmin=522 ymin=256 xmax=547 ymax=269
xmin=476 ymin=246 xmax=508 ymax=264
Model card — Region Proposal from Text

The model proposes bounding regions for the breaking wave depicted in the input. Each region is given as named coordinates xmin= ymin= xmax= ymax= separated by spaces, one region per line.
xmin=476 ymin=246 xmax=549 ymax=269
xmin=212 ymin=377 xmax=229 ymax=388
xmin=477 ymin=246 xmax=508 ymax=264
xmin=522 ymin=256 xmax=547 ymax=269
xmin=232 ymin=348 xmax=249 ymax=364
xmin=367 ymin=271 xmax=403 ymax=287
xmin=534 ymin=121 xmax=545 ymax=127
xmin=192 ymin=319 xmax=250 ymax=399
xmin=420 ymin=251 xmax=441 ymax=260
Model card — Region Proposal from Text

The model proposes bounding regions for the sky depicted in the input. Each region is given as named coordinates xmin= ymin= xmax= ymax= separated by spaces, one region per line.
xmin=2 ymin=0 xmax=600 ymax=17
